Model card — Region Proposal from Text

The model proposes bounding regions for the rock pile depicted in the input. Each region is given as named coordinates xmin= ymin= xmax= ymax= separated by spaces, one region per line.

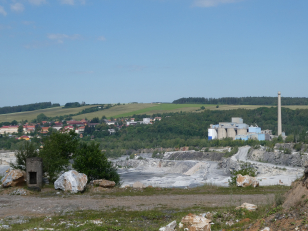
xmin=1 ymin=169 xmax=26 ymax=188
xmin=54 ymin=170 xmax=87 ymax=193
xmin=236 ymin=174 xmax=259 ymax=187
xmin=92 ymin=179 xmax=115 ymax=188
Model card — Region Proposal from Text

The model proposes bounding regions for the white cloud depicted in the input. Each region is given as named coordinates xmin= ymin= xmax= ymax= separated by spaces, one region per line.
xmin=59 ymin=0 xmax=86 ymax=5
xmin=11 ymin=3 xmax=24 ymax=12
xmin=193 ymin=0 xmax=243 ymax=7
xmin=47 ymin=33 xmax=82 ymax=43
xmin=28 ymin=0 xmax=47 ymax=5
xmin=0 ymin=5 xmax=7 ymax=16
xmin=98 ymin=36 xmax=106 ymax=41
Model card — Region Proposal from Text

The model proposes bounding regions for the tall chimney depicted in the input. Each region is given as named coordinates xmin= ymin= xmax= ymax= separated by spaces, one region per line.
xmin=278 ymin=91 xmax=282 ymax=136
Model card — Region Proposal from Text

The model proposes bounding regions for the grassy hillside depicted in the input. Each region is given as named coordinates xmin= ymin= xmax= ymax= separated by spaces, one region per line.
xmin=0 ymin=105 xmax=99 ymax=122
xmin=1 ymin=103 xmax=308 ymax=122
xmin=72 ymin=103 xmax=211 ymax=120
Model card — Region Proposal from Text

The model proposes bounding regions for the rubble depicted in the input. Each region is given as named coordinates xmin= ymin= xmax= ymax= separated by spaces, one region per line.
xmin=92 ymin=179 xmax=115 ymax=188
xmin=236 ymin=174 xmax=259 ymax=187
xmin=181 ymin=213 xmax=211 ymax=231
xmin=54 ymin=170 xmax=87 ymax=193
xmin=235 ymin=203 xmax=257 ymax=211
xmin=260 ymin=227 xmax=270 ymax=231
xmin=1 ymin=169 xmax=26 ymax=188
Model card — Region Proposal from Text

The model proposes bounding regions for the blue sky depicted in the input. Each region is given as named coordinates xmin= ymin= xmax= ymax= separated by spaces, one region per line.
xmin=0 ymin=0 xmax=307 ymax=106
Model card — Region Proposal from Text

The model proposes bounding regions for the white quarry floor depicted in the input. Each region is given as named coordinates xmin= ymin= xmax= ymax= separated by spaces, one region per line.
xmin=231 ymin=146 xmax=303 ymax=186
xmin=116 ymin=147 xmax=304 ymax=188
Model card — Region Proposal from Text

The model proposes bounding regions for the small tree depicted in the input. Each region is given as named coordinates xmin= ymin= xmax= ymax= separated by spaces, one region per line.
xmin=39 ymin=130 xmax=78 ymax=182
xmin=10 ymin=141 xmax=38 ymax=171
xmin=73 ymin=142 xmax=120 ymax=184
xmin=228 ymin=162 xmax=257 ymax=186
xmin=18 ymin=125 xmax=24 ymax=134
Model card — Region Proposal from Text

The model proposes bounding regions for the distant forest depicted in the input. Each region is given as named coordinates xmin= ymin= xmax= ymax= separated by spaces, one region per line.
xmin=0 ymin=102 xmax=60 ymax=115
xmin=173 ymin=97 xmax=308 ymax=105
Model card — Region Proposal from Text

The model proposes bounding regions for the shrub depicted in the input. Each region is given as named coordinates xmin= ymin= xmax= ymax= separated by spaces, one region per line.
xmin=224 ymin=146 xmax=238 ymax=158
xmin=10 ymin=141 xmax=38 ymax=171
xmin=294 ymin=143 xmax=302 ymax=152
xmin=228 ymin=162 xmax=257 ymax=186
xmin=284 ymin=148 xmax=291 ymax=154
xmin=73 ymin=142 xmax=120 ymax=184
xmin=38 ymin=130 xmax=78 ymax=183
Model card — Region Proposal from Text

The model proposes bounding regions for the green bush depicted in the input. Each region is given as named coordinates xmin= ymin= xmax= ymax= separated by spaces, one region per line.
xmin=38 ymin=130 xmax=78 ymax=183
xmin=10 ymin=141 xmax=38 ymax=171
xmin=294 ymin=143 xmax=302 ymax=152
xmin=284 ymin=148 xmax=291 ymax=154
xmin=73 ymin=142 xmax=120 ymax=184
xmin=228 ymin=162 xmax=257 ymax=186
xmin=224 ymin=146 xmax=238 ymax=158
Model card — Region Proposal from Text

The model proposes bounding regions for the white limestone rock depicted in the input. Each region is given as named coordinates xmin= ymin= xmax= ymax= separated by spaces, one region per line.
xmin=159 ymin=220 xmax=177 ymax=231
xmin=54 ymin=170 xmax=87 ymax=193
xmin=1 ymin=169 xmax=26 ymax=188
xmin=236 ymin=203 xmax=258 ymax=211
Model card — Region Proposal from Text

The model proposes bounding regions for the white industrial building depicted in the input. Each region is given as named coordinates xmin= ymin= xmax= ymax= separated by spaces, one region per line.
xmin=208 ymin=117 xmax=270 ymax=141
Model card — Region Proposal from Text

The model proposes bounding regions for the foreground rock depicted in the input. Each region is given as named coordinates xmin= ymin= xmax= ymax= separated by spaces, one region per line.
xmin=159 ymin=220 xmax=177 ymax=231
xmin=1 ymin=169 xmax=26 ymax=188
xmin=54 ymin=170 xmax=87 ymax=193
xmin=236 ymin=203 xmax=257 ymax=211
xmin=92 ymin=179 xmax=115 ymax=188
xmin=236 ymin=174 xmax=259 ymax=187
xmin=181 ymin=213 xmax=211 ymax=231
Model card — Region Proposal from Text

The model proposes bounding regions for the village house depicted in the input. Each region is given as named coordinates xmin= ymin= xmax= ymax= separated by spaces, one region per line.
xmin=62 ymin=125 xmax=74 ymax=133
xmin=67 ymin=120 xmax=87 ymax=127
xmin=40 ymin=127 xmax=49 ymax=134
xmin=18 ymin=135 xmax=30 ymax=141
xmin=0 ymin=125 xmax=19 ymax=134
xmin=23 ymin=125 xmax=35 ymax=134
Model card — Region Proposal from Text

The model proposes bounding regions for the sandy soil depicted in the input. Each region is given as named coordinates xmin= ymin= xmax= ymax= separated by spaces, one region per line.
xmin=0 ymin=191 xmax=274 ymax=219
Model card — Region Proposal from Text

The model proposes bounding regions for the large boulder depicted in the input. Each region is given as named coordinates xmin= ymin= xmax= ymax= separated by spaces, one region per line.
xmin=181 ymin=213 xmax=211 ymax=231
xmin=236 ymin=174 xmax=259 ymax=187
xmin=93 ymin=179 xmax=115 ymax=188
xmin=236 ymin=203 xmax=258 ymax=211
xmin=1 ymin=169 xmax=26 ymax=188
xmin=54 ymin=170 xmax=87 ymax=193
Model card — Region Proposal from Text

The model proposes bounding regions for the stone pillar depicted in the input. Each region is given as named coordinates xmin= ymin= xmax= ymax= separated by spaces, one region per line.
xmin=278 ymin=91 xmax=282 ymax=136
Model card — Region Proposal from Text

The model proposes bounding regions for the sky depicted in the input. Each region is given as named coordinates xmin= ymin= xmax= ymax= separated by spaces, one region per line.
xmin=0 ymin=0 xmax=308 ymax=106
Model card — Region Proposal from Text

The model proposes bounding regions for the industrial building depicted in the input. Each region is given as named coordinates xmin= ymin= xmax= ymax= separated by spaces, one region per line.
xmin=208 ymin=117 xmax=270 ymax=141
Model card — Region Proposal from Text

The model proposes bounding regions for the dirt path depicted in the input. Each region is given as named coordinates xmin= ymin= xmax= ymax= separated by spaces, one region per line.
xmin=0 ymin=193 xmax=274 ymax=218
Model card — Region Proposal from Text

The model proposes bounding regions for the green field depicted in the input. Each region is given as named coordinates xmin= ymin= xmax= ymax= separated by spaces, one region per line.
xmin=1 ymin=103 xmax=308 ymax=122
xmin=73 ymin=103 xmax=212 ymax=120
xmin=0 ymin=105 xmax=99 ymax=123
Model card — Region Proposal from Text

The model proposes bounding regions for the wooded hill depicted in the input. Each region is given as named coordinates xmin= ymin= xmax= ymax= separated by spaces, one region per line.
xmin=0 ymin=102 xmax=60 ymax=115
xmin=173 ymin=97 xmax=308 ymax=105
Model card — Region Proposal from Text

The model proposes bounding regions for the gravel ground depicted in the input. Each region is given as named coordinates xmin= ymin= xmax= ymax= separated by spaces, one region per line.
xmin=0 ymin=193 xmax=274 ymax=219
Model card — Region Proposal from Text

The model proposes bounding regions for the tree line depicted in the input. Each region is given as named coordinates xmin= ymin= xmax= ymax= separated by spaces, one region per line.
xmin=172 ymin=97 xmax=308 ymax=105
xmin=0 ymin=102 xmax=60 ymax=115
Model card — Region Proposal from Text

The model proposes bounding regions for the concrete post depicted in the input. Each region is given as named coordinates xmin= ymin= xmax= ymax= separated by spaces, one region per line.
xmin=278 ymin=91 xmax=282 ymax=136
